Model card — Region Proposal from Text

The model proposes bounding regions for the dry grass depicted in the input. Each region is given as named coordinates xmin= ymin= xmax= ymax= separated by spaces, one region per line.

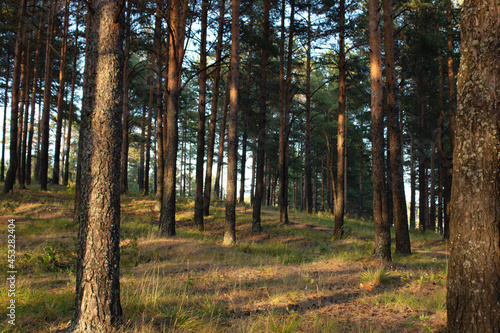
xmin=0 ymin=185 xmax=447 ymax=332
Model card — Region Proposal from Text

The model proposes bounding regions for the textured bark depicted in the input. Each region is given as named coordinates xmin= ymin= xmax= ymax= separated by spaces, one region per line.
xmin=447 ymin=0 xmax=500 ymax=330
xmin=334 ymin=0 xmax=346 ymax=237
xmin=304 ymin=1 xmax=313 ymax=215
xmin=251 ymin=0 xmax=269 ymax=233
xmin=19 ymin=33 xmax=31 ymax=189
xmin=194 ymin=0 xmax=208 ymax=231
xmin=279 ymin=0 xmax=294 ymax=225
xmin=53 ymin=0 xmax=70 ymax=184
xmin=369 ymin=0 xmax=391 ymax=261
xmin=383 ymin=0 xmax=410 ymax=253
xmin=39 ymin=0 xmax=56 ymax=191
xmin=144 ymin=64 xmax=154 ymax=195
xmin=223 ymin=0 xmax=240 ymax=246
xmin=63 ymin=17 xmax=79 ymax=186
xmin=203 ymin=0 xmax=225 ymax=216
xmin=138 ymin=102 xmax=146 ymax=191
xmin=120 ymin=3 xmax=131 ymax=194
xmin=409 ymin=135 xmax=416 ymax=230
xmin=159 ymin=0 xmax=188 ymax=237
xmin=239 ymin=27 xmax=252 ymax=204
xmin=68 ymin=0 xmax=124 ymax=330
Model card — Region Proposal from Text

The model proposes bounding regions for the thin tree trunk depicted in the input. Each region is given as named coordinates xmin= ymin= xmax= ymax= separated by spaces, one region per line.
xmin=223 ymin=0 xmax=240 ymax=245
xmin=418 ymin=92 xmax=427 ymax=232
xmin=429 ymin=142 xmax=436 ymax=231
xmin=53 ymin=0 xmax=70 ymax=184
xmin=203 ymin=0 xmax=225 ymax=216
xmin=138 ymin=102 xmax=146 ymax=191
xmin=369 ymin=0 xmax=391 ymax=261
xmin=39 ymin=0 xmax=56 ymax=191
xmin=1 ymin=52 xmax=11 ymax=183
xmin=194 ymin=0 xmax=208 ymax=231
xmin=20 ymin=32 xmax=31 ymax=189
xmin=214 ymin=77 xmax=230 ymax=198
xmin=279 ymin=0 xmax=294 ymax=225
xmin=159 ymin=0 xmax=188 ymax=237
xmin=68 ymin=0 xmax=124 ymax=329
xmin=120 ymin=2 xmax=131 ymax=194
xmin=383 ymin=0 xmax=410 ymax=253
xmin=144 ymin=64 xmax=154 ymax=195
xmin=250 ymin=133 xmax=256 ymax=204
xmin=304 ymin=0 xmax=313 ymax=214
xmin=251 ymin=0 xmax=269 ymax=233
xmin=154 ymin=0 xmax=163 ymax=208
xmin=63 ymin=16 xmax=80 ymax=186
xmin=240 ymin=29 xmax=252 ymax=204
xmin=409 ymin=135 xmax=416 ymax=230
xmin=334 ymin=0 xmax=346 ymax=237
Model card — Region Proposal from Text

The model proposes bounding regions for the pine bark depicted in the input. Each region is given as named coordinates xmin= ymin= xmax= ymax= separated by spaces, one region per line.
xmin=1 ymin=53 xmax=10 ymax=183
xmin=304 ymin=1 xmax=313 ymax=215
xmin=68 ymin=0 xmax=124 ymax=330
xmin=159 ymin=0 xmax=188 ymax=236
xmin=144 ymin=63 xmax=154 ymax=195
xmin=447 ymin=0 xmax=500 ymax=330
xmin=383 ymin=0 xmax=410 ymax=253
xmin=334 ymin=0 xmax=346 ymax=237
xmin=53 ymin=0 xmax=70 ymax=184
xmin=223 ymin=0 xmax=240 ymax=246
xmin=39 ymin=0 xmax=56 ymax=191
xmin=154 ymin=1 xmax=163 ymax=209
xmin=203 ymin=0 xmax=225 ymax=216
xmin=194 ymin=0 xmax=208 ymax=231
xmin=369 ymin=0 xmax=391 ymax=261
xmin=214 ymin=77 xmax=230 ymax=198
xmin=251 ymin=0 xmax=269 ymax=232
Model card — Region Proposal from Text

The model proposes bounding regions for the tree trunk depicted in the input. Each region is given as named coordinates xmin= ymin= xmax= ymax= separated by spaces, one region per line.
xmin=334 ymin=0 xmax=346 ymax=237
xmin=239 ymin=28 xmax=252 ymax=204
xmin=383 ymin=0 xmax=410 ymax=253
xmin=223 ymin=0 xmax=240 ymax=246
xmin=138 ymin=101 xmax=146 ymax=191
xmin=279 ymin=0 xmax=294 ymax=225
xmin=429 ymin=142 xmax=436 ymax=231
xmin=39 ymin=0 xmax=56 ymax=191
xmin=369 ymin=0 xmax=391 ymax=261
xmin=409 ymin=135 xmax=416 ymax=230
xmin=159 ymin=0 xmax=188 ymax=237
xmin=63 ymin=16 xmax=79 ymax=186
xmin=68 ymin=0 xmax=124 ymax=330
xmin=53 ymin=0 xmax=70 ymax=185
xmin=252 ymin=0 xmax=269 ymax=233
xmin=144 ymin=65 xmax=154 ymax=195
xmin=20 ymin=33 xmax=31 ymax=189
xmin=1 ymin=52 xmax=10 ymax=183
xmin=203 ymin=0 xmax=225 ymax=216
xmin=250 ymin=134 xmax=256 ymax=205
xmin=120 ymin=2 xmax=131 ymax=194
xmin=418 ymin=97 xmax=427 ymax=232
xmin=304 ymin=0 xmax=313 ymax=215
xmin=214 ymin=77 xmax=230 ymax=198
xmin=447 ymin=0 xmax=500 ymax=330
xmin=194 ymin=0 xmax=208 ymax=231
xmin=154 ymin=0 xmax=163 ymax=208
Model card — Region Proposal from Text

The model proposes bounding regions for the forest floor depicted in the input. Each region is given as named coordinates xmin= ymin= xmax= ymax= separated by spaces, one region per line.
xmin=0 ymin=185 xmax=448 ymax=332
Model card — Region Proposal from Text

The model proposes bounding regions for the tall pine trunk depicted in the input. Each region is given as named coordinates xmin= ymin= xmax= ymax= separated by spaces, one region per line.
xmin=1 ymin=53 xmax=10 ymax=183
xmin=194 ymin=0 xmax=208 ymax=231
xmin=39 ymin=0 xmax=56 ymax=191
xmin=447 ymin=0 xmax=500 ymax=329
xmin=154 ymin=1 xmax=164 ymax=209
xmin=68 ymin=0 xmax=124 ymax=330
xmin=304 ymin=1 xmax=313 ymax=214
xmin=369 ymin=0 xmax=391 ymax=261
xmin=53 ymin=0 xmax=70 ymax=184
xmin=120 ymin=2 xmax=131 ymax=194
xmin=223 ymin=0 xmax=240 ymax=245
xmin=383 ymin=0 xmax=410 ymax=253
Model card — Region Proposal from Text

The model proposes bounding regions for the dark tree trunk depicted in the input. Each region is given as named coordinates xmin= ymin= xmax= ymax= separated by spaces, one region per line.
xmin=154 ymin=1 xmax=163 ymax=209
xmin=250 ymin=134 xmax=256 ymax=205
xmin=418 ymin=99 xmax=427 ymax=232
xmin=409 ymin=135 xmax=416 ymax=230
xmin=39 ymin=0 xmax=56 ymax=191
xmin=223 ymin=0 xmax=240 ymax=246
xmin=334 ymin=0 xmax=346 ymax=237
xmin=279 ymin=0 xmax=294 ymax=225
xmin=68 ymin=0 xmax=124 ymax=330
xmin=203 ymin=0 xmax=225 ymax=216
xmin=138 ymin=101 xmax=146 ymax=192
xmin=369 ymin=0 xmax=391 ymax=261
xmin=53 ymin=0 xmax=70 ymax=185
xmin=159 ymin=0 xmax=188 ymax=237
xmin=120 ymin=3 xmax=131 ymax=194
xmin=144 ymin=64 xmax=154 ymax=195
xmin=20 ymin=34 xmax=31 ymax=189
xmin=447 ymin=0 xmax=500 ymax=330
xmin=251 ymin=0 xmax=269 ymax=233
xmin=194 ymin=0 xmax=208 ymax=231
xmin=429 ymin=142 xmax=436 ymax=231
xmin=383 ymin=0 xmax=410 ymax=253
xmin=304 ymin=0 xmax=313 ymax=215
xmin=239 ymin=31 xmax=252 ymax=204
xmin=1 ymin=52 xmax=10 ymax=183
xmin=214 ymin=77 xmax=230 ymax=198
xmin=63 ymin=16 xmax=79 ymax=186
